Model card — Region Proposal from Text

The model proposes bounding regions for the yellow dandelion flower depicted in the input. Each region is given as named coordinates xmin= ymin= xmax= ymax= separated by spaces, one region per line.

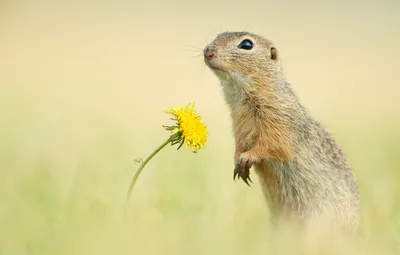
xmin=126 ymin=103 xmax=208 ymax=203
xmin=164 ymin=103 xmax=208 ymax=153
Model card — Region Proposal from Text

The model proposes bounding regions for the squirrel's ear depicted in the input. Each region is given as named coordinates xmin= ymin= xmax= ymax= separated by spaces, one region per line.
xmin=270 ymin=47 xmax=278 ymax=60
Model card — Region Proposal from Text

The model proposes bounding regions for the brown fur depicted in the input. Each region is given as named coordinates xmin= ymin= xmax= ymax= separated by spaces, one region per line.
xmin=204 ymin=31 xmax=360 ymax=233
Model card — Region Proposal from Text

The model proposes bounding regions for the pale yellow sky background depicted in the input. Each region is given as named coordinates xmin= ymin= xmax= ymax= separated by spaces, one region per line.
xmin=0 ymin=0 xmax=399 ymax=147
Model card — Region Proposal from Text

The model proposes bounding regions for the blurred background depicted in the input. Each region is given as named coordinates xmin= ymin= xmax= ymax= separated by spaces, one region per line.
xmin=1 ymin=0 xmax=399 ymax=254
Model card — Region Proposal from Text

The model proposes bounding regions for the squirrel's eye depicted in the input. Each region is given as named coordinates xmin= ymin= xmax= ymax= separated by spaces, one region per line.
xmin=238 ymin=39 xmax=253 ymax=50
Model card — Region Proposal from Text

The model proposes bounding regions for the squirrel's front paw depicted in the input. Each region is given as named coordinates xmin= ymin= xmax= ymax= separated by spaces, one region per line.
xmin=234 ymin=153 xmax=256 ymax=186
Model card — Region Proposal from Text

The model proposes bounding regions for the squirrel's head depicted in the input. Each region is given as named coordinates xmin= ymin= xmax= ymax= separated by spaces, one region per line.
xmin=204 ymin=31 xmax=282 ymax=89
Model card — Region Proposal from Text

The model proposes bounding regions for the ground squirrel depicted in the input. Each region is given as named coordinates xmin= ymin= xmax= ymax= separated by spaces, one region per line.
xmin=203 ymin=31 xmax=360 ymax=232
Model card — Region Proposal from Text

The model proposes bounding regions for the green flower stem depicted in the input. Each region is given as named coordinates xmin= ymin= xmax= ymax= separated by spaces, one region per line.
xmin=126 ymin=137 xmax=171 ymax=203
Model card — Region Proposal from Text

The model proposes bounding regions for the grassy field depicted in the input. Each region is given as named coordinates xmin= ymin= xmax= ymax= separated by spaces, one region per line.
xmin=1 ymin=2 xmax=400 ymax=254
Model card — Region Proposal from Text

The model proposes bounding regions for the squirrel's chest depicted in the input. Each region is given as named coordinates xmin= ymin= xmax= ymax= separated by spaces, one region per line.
xmin=231 ymin=107 xmax=259 ymax=151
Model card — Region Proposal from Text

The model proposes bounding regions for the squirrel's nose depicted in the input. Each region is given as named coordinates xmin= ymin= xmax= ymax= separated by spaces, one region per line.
xmin=203 ymin=45 xmax=215 ymax=60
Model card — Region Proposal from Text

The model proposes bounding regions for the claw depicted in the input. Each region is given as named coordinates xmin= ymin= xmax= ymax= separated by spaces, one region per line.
xmin=241 ymin=167 xmax=252 ymax=187
xmin=233 ymin=165 xmax=239 ymax=180
xmin=233 ymin=159 xmax=253 ymax=186
xmin=246 ymin=175 xmax=253 ymax=184
xmin=242 ymin=176 xmax=251 ymax=186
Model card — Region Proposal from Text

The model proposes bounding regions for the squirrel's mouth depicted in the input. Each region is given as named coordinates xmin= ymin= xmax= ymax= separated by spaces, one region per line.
xmin=204 ymin=58 xmax=225 ymax=73
xmin=203 ymin=45 xmax=226 ymax=73
xmin=204 ymin=59 xmax=233 ymax=83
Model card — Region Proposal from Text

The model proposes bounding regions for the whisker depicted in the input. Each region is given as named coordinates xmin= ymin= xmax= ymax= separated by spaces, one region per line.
xmin=193 ymin=58 xmax=208 ymax=69
xmin=185 ymin=46 xmax=202 ymax=51
xmin=188 ymin=53 xmax=204 ymax=59
xmin=243 ymin=23 xmax=254 ymax=32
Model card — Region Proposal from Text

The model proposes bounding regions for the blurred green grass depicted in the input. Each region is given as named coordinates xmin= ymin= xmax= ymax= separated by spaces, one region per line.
xmin=1 ymin=104 xmax=400 ymax=255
